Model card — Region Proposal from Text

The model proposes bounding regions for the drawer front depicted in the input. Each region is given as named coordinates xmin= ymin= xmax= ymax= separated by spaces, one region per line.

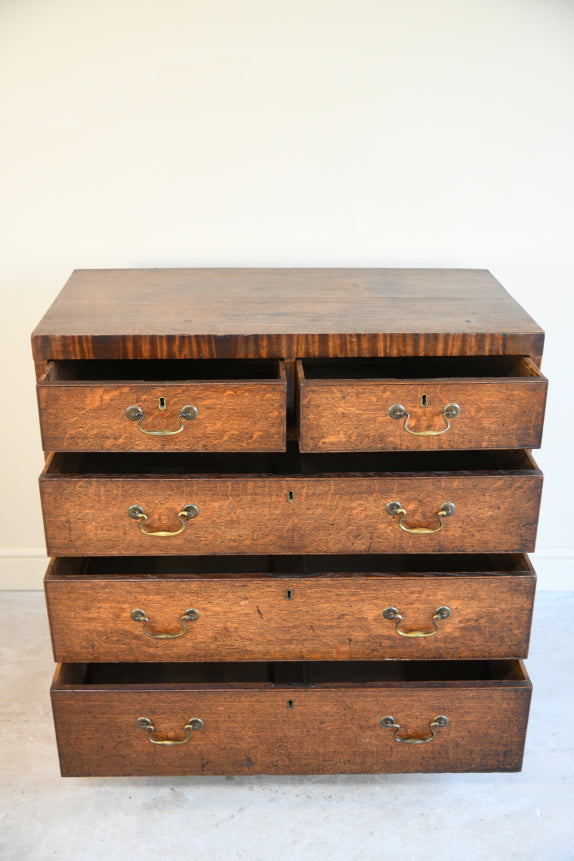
xmin=40 ymin=472 xmax=543 ymax=556
xmin=45 ymin=569 xmax=536 ymax=662
xmin=37 ymin=363 xmax=286 ymax=452
xmin=51 ymin=663 xmax=532 ymax=776
xmin=297 ymin=358 xmax=547 ymax=452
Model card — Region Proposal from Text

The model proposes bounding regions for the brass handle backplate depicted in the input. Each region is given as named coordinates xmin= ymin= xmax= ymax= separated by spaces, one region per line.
xmin=389 ymin=403 xmax=460 ymax=436
xmin=380 ymin=715 xmax=448 ymax=744
xmin=128 ymin=504 xmax=199 ymax=537
xmin=136 ymin=716 xmax=203 ymax=745
xmin=131 ymin=607 xmax=200 ymax=639
xmin=386 ymin=501 xmax=455 ymax=534
xmin=383 ymin=606 xmax=451 ymax=637
xmin=126 ymin=404 xmax=198 ymax=436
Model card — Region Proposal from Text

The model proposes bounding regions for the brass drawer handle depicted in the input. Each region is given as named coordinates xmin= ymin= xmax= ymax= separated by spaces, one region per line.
xmin=131 ymin=607 xmax=200 ymax=639
xmin=126 ymin=404 xmax=198 ymax=436
xmin=136 ymin=716 xmax=203 ymax=745
xmin=128 ymin=503 xmax=199 ymax=536
xmin=389 ymin=403 xmax=460 ymax=436
xmin=383 ymin=606 xmax=451 ymax=637
xmin=386 ymin=501 xmax=455 ymax=534
xmin=380 ymin=715 xmax=448 ymax=744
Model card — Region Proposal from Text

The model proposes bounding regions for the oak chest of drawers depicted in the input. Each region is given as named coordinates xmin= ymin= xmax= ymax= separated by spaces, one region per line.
xmin=32 ymin=268 xmax=546 ymax=777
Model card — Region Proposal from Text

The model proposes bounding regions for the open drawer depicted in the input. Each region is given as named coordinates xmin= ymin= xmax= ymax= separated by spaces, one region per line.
xmin=37 ymin=359 xmax=286 ymax=452
xmin=297 ymin=356 xmax=547 ymax=451
xmin=51 ymin=659 xmax=532 ymax=776
xmin=39 ymin=448 xmax=543 ymax=556
xmin=45 ymin=554 xmax=536 ymax=663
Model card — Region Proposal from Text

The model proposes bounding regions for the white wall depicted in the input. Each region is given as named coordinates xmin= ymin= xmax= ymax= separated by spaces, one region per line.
xmin=1 ymin=0 xmax=572 ymax=588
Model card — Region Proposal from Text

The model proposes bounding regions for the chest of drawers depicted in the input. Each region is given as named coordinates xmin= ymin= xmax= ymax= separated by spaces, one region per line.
xmin=32 ymin=268 xmax=546 ymax=777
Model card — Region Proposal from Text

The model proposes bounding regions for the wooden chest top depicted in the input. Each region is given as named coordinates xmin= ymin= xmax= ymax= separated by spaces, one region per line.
xmin=32 ymin=268 xmax=543 ymax=361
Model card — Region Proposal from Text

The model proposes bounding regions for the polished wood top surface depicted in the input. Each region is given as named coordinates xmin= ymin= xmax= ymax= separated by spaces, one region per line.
xmin=32 ymin=268 xmax=544 ymax=360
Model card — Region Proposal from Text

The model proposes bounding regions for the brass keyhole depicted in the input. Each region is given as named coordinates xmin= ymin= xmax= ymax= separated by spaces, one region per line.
xmin=285 ymin=589 xmax=294 ymax=600
xmin=421 ymin=394 xmax=428 ymax=407
xmin=158 ymin=396 xmax=167 ymax=410
xmin=287 ymin=490 xmax=295 ymax=502
xmin=287 ymin=699 xmax=295 ymax=709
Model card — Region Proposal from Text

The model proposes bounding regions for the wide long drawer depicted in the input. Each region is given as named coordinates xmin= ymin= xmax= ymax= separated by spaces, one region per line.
xmin=297 ymin=356 xmax=547 ymax=452
xmin=45 ymin=555 xmax=536 ymax=662
xmin=51 ymin=660 xmax=532 ymax=776
xmin=39 ymin=449 xmax=543 ymax=555
xmin=37 ymin=359 xmax=286 ymax=452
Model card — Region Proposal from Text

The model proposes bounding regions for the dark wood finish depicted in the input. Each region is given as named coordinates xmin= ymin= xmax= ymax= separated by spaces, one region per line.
xmin=45 ymin=555 xmax=536 ymax=662
xmin=32 ymin=269 xmax=544 ymax=364
xmin=297 ymin=357 xmax=547 ymax=452
xmin=37 ymin=360 xmax=286 ymax=452
xmin=50 ymin=660 xmax=532 ymax=776
xmin=39 ymin=450 xmax=543 ymax=556
xmin=33 ymin=268 xmax=545 ymax=777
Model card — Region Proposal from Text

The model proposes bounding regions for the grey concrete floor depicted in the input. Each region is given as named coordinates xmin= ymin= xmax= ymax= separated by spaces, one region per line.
xmin=0 ymin=590 xmax=572 ymax=861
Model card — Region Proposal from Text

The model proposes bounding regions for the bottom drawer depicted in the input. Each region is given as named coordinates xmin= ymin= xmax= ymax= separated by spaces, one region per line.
xmin=51 ymin=660 xmax=532 ymax=776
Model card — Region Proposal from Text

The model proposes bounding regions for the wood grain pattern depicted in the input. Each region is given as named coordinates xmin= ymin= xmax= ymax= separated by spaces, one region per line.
xmin=37 ymin=362 xmax=286 ymax=452
xmin=45 ymin=560 xmax=536 ymax=662
xmin=39 ymin=452 xmax=543 ymax=556
xmin=32 ymin=269 xmax=544 ymax=363
xmin=32 ymin=268 xmax=545 ymax=778
xmin=50 ymin=661 xmax=532 ymax=776
xmin=297 ymin=358 xmax=548 ymax=452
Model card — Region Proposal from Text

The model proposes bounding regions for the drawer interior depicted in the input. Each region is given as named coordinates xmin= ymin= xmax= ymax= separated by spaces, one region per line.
xmin=299 ymin=356 xmax=543 ymax=380
xmin=44 ymin=445 xmax=540 ymax=476
xmin=49 ymin=553 xmax=534 ymax=579
xmin=56 ymin=659 xmax=530 ymax=687
xmin=39 ymin=359 xmax=284 ymax=383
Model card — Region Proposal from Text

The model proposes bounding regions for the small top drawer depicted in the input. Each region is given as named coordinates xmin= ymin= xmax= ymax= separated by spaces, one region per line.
xmin=297 ymin=356 xmax=547 ymax=452
xmin=37 ymin=359 xmax=286 ymax=452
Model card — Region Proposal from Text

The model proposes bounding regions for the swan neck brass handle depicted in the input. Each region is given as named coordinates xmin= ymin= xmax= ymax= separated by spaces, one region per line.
xmin=380 ymin=715 xmax=448 ymax=744
xmin=128 ymin=504 xmax=198 ymax=537
xmin=136 ymin=716 xmax=203 ymax=745
xmin=386 ymin=501 xmax=455 ymax=534
xmin=131 ymin=608 xmax=200 ymax=639
xmin=126 ymin=404 xmax=198 ymax=436
xmin=383 ymin=606 xmax=451 ymax=637
xmin=389 ymin=403 xmax=459 ymax=436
